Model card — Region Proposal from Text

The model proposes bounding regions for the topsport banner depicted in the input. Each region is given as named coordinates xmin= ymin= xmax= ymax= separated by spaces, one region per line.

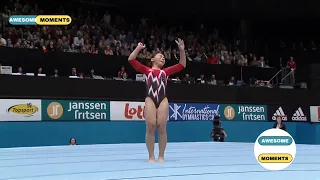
xmin=41 ymin=100 xmax=110 ymax=120
xmin=267 ymin=105 xmax=310 ymax=122
xmin=168 ymin=103 xmax=220 ymax=121
xmin=0 ymin=99 xmax=41 ymax=121
xmin=220 ymin=104 xmax=268 ymax=121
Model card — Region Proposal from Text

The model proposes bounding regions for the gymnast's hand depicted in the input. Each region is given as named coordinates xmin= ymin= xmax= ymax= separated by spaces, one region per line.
xmin=175 ymin=38 xmax=185 ymax=51
xmin=136 ymin=42 xmax=146 ymax=51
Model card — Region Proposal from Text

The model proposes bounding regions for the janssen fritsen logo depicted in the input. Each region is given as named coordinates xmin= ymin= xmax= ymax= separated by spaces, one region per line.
xmin=7 ymin=103 xmax=39 ymax=117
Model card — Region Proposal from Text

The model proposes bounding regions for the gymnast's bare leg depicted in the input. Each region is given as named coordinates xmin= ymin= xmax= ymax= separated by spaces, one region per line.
xmin=144 ymin=97 xmax=157 ymax=162
xmin=156 ymin=98 xmax=169 ymax=162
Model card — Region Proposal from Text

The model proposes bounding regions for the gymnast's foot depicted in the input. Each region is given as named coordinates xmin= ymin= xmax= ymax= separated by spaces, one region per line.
xmin=148 ymin=156 xmax=155 ymax=163
xmin=157 ymin=156 xmax=165 ymax=163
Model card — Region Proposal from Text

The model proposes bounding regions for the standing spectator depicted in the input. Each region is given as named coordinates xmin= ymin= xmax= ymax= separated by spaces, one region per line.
xmin=287 ymin=56 xmax=296 ymax=71
xmin=103 ymin=11 xmax=111 ymax=27
xmin=287 ymin=56 xmax=296 ymax=85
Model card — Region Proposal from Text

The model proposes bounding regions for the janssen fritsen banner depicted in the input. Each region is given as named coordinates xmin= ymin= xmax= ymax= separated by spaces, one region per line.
xmin=41 ymin=100 xmax=110 ymax=120
xmin=220 ymin=104 xmax=268 ymax=121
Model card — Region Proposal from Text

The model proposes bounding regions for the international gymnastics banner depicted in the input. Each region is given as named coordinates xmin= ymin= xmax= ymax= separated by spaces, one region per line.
xmin=168 ymin=103 xmax=220 ymax=121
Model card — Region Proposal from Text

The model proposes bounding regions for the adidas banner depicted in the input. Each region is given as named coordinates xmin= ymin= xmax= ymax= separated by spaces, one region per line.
xmin=267 ymin=105 xmax=310 ymax=122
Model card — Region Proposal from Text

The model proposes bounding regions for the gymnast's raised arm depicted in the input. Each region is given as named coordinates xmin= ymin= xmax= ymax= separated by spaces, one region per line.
xmin=128 ymin=42 xmax=149 ymax=74
xmin=163 ymin=38 xmax=186 ymax=76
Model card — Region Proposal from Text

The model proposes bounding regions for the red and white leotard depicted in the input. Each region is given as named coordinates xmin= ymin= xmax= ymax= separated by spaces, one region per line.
xmin=129 ymin=59 xmax=184 ymax=107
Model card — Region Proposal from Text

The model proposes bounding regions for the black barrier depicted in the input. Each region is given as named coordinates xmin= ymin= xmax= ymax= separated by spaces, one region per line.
xmin=0 ymin=47 xmax=278 ymax=83
xmin=0 ymin=75 xmax=317 ymax=105
xmin=267 ymin=105 xmax=310 ymax=122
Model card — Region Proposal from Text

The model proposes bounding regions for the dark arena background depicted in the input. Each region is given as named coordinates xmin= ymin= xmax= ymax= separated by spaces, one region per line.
xmin=0 ymin=0 xmax=320 ymax=179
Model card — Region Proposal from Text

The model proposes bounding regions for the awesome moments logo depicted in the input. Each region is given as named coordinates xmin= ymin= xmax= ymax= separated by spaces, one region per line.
xmin=9 ymin=15 xmax=72 ymax=25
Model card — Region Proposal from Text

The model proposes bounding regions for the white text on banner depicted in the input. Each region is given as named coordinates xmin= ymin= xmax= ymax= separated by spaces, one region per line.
xmin=0 ymin=99 xmax=41 ymax=121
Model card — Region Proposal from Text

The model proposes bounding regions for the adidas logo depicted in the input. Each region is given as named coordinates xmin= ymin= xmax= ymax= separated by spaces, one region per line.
xmin=292 ymin=107 xmax=307 ymax=121
xmin=272 ymin=107 xmax=288 ymax=121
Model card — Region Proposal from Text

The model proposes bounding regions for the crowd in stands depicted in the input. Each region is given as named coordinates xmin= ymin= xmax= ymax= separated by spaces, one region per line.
xmin=0 ymin=0 xmax=270 ymax=68
xmin=2 ymin=0 xmax=319 ymax=87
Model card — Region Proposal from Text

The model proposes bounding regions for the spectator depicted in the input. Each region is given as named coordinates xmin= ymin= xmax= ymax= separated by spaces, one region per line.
xmin=208 ymin=74 xmax=217 ymax=85
xmin=17 ymin=66 xmax=23 ymax=75
xmin=104 ymin=45 xmax=113 ymax=55
xmin=272 ymin=116 xmax=287 ymax=131
xmin=114 ymin=46 xmax=121 ymax=56
xmin=228 ymin=76 xmax=235 ymax=86
xmin=121 ymin=44 xmax=131 ymax=56
xmin=73 ymin=35 xmax=84 ymax=48
xmin=53 ymin=69 xmax=59 ymax=77
xmin=197 ymin=74 xmax=206 ymax=84
xmin=250 ymin=56 xmax=259 ymax=66
xmin=36 ymin=67 xmax=42 ymax=75
xmin=287 ymin=56 xmax=296 ymax=71
xmin=79 ymin=73 xmax=84 ymax=79
xmin=0 ymin=34 xmax=7 ymax=46
xmin=207 ymin=53 xmax=219 ymax=64
xmin=118 ymin=66 xmax=126 ymax=78
xmin=71 ymin=68 xmax=77 ymax=76
xmin=287 ymin=56 xmax=296 ymax=85
xmin=122 ymin=72 xmax=128 ymax=80
xmin=69 ymin=137 xmax=77 ymax=145
xmin=182 ymin=74 xmax=193 ymax=84
xmin=89 ymin=69 xmax=95 ymax=78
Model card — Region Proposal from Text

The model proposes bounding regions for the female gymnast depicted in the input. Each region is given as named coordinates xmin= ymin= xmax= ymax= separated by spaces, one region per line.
xmin=128 ymin=39 xmax=186 ymax=162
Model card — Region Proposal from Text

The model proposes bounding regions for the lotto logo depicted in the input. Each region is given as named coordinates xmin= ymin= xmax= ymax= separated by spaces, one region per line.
xmin=110 ymin=101 xmax=145 ymax=121
xmin=124 ymin=103 xmax=144 ymax=119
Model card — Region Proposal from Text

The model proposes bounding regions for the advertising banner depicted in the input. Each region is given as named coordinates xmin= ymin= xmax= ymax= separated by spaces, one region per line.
xmin=169 ymin=103 xmax=220 ymax=121
xmin=110 ymin=101 xmax=145 ymax=121
xmin=0 ymin=99 xmax=41 ymax=121
xmin=220 ymin=104 xmax=268 ymax=121
xmin=41 ymin=100 xmax=110 ymax=120
xmin=310 ymin=106 xmax=320 ymax=123
xmin=267 ymin=105 xmax=310 ymax=122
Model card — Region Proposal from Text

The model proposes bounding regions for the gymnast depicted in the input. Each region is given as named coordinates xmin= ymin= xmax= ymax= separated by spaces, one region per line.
xmin=128 ymin=39 xmax=186 ymax=162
